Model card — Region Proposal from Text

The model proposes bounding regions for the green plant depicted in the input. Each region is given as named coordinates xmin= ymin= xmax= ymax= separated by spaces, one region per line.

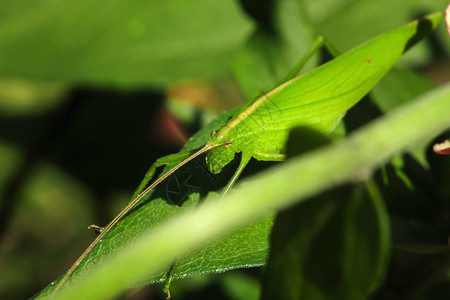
xmin=46 ymin=12 xmax=445 ymax=298
xmin=0 ymin=1 xmax=448 ymax=300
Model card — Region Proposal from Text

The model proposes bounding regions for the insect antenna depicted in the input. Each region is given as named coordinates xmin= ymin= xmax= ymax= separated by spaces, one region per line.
xmin=51 ymin=141 xmax=221 ymax=297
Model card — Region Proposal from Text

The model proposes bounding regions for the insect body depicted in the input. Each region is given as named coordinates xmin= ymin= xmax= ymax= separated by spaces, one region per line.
xmin=205 ymin=80 xmax=346 ymax=177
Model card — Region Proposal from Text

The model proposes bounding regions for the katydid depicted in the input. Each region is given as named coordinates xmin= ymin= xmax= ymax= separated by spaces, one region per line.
xmin=51 ymin=17 xmax=428 ymax=296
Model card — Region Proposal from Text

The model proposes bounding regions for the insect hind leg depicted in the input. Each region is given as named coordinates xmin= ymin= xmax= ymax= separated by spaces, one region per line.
xmin=222 ymin=151 xmax=252 ymax=197
xmin=279 ymin=35 xmax=340 ymax=85
xmin=253 ymin=152 xmax=285 ymax=162
xmin=87 ymin=150 xmax=200 ymax=233
xmin=132 ymin=149 xmax=202 ymax=199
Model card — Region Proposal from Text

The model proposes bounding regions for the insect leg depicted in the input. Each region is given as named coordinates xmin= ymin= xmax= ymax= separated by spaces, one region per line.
xmin=222 ymin=151 xmax=252 ymax=197
xmin=252 ymin=152 xmax=285 ymax=162
xmin=323 ymin=37 xmax=340 ymax=58
xmin=132 ymin=149 xmax=202 ymax=198
xmin=279 ymin=35 xmax=340 ymax=85
xmin=87 ymin=150 xmax=200 ymax=232
xmin=279 ymin=36 xmax=326 ymax=85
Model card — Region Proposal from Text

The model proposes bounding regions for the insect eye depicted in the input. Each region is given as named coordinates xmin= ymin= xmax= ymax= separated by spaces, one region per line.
xmin=211 ymin=130 xmax=217 ymax=137
xmin=224 ymin=141 xmax=232 ymax=147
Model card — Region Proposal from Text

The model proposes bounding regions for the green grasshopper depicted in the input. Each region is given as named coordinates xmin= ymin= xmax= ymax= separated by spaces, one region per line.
xmin=51 ymin=15 xmax=434 ymax=296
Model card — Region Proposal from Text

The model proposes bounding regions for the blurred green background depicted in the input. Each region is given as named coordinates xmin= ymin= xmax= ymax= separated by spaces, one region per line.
xmin=0 ymin=0 xmax=448 ymax=299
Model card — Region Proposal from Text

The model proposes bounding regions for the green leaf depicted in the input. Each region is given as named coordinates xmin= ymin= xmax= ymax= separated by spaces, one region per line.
xmin=261 ymin=190 xmax=340 ymax=300
xmin=51 ymin=82 xmax=450 ymax=300
xmin=165 ymin=213 xmax=273 ymax=281
xmin=342 ymin=181 xmax=390 ymax=297
xmin=261 ymin=181 xmax=390 ymax=300
xmin=0 ymin=0 xmax=252 ymax=87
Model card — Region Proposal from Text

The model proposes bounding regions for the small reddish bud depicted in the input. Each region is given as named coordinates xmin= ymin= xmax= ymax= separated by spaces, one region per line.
xmin=433 ymin=139 xmax=450 ymax=155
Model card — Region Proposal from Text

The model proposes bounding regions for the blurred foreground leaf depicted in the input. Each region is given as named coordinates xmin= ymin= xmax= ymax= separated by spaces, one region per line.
xmin=372 ymin=68 xmax=437 ymax=167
